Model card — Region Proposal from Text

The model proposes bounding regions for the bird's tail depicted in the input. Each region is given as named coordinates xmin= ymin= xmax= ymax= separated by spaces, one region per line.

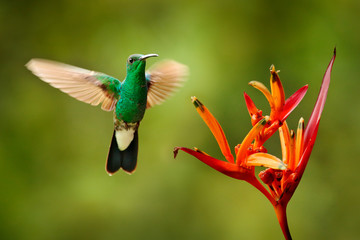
xmin=106 ymin=130 xmax=138 ymax=175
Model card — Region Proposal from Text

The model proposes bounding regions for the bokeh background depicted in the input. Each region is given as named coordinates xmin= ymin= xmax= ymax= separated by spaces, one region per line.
xmin=1 ymin=0 xmax=359 ymax=239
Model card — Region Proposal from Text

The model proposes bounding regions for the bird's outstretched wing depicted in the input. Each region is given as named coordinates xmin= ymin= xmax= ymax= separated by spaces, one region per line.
xmin=146 ymin=60 xmax=188 ymax=109
xmin=26 ymin=59 xmax=121 ymax=111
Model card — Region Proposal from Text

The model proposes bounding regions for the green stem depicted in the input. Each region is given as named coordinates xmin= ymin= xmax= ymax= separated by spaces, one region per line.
xmin=274 ymin=203 xmax=292 ymax=240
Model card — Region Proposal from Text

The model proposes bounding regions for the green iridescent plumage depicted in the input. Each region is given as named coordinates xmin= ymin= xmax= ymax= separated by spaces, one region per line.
xmin=115 ymin=54 xmax=149 ymax=123
xmin=26 ymin=54 xmax=188 ymax=175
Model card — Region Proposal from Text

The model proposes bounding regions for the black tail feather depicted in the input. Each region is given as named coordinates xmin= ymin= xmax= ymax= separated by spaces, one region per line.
xmin=106 ymin=130 xmax=138 ymax=175
xmin=106 ymin=131 xmax=122 ymax=174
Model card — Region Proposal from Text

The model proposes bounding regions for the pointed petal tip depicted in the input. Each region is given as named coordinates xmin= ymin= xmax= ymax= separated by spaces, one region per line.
xmin=270 ymin=65 xmax=280 ymax=74
xmin=248 ymin=80 xmax=256 ymax=86
xmin=303 ymin=50 xmax=336 ymax=146
xmin=192 ymin=97 xmax=204 ymax=111
xmin=270 ymin=64 xmax=275 ymax=72
xmin=247 ymin=81 xmax=275 ymax=110
xmin=244 ymin=91 xmax=256 ymax=109
xmin=173 ymin=147 xmax=180 ymax=158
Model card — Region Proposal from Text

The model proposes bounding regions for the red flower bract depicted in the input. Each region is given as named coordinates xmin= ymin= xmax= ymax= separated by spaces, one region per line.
xmin=174 ymin=49 xmax=336 ymax=240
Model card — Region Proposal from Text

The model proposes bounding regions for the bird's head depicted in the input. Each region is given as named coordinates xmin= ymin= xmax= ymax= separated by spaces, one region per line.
xmin=126 ymin=53 xmax=158 ymax=73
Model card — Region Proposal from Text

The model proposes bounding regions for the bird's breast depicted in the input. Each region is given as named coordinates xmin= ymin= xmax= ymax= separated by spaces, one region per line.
xmin=115 ymin=87 xmax=147 ymax=123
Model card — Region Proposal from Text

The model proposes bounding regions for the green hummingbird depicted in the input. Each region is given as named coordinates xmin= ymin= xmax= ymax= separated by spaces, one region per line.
xmin=26 ymin=54 xmax=188 ymax=175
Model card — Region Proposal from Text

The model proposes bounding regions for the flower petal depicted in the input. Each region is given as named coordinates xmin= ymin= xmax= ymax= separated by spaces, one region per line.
xmin=244 ymin=91 xmax=259 ymax=117
xmin=294 ymin=118 xmax=304 ymax=168
xmin=247 ymin=153 xmax=287 ymax=170
xmin=287 ymin=129 xmax=296 ymax=170
xmin=270 ymin=65 xmax=285 ymax=113
xmin=191 ymin=97 xmax=234 ymax=163
xmin=278 ymin=121 xmax=291 ymax=165
xmin=297 ymin=123 xmax=319 ymax=177
xmin=236 ymin=116 xmax=269 ymax=165
xmin=249 ymin=81 xmax=275 ymax=113
xmin=244 ymin=92 xmax=263 ymax=126
xmin=174 ymin=147 xmax=249 ymax=180
xmin=304 ymin=49 xmax=336 ymax=147
xmin=281 ymin=85 xmax=308 ymax=121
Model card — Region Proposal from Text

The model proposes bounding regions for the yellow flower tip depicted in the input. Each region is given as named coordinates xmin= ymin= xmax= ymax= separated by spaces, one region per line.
xmin=248 ymin=81 xmax=267 ymax=90
xmin=294 ymin=117 xmax=305 ymax=168
xmin=192 ymin=96 xmax=204 ymax=112
xmin=297 ymin=118 xmax=304 ymax=131
xmin=248 ymin=81 xmax=268 ymax=92
xmin=191 ymin=96 xmax=199 ymax=104
xmin=248 ymin=81 xmax=275 ymax=111
xmin=269 ymin=65 xmax=285 ymax=115
xmin=290 ymin=130 xmax=295 ymax=139
xmin=194 ymin=147 xmax=210 ymax=156
xmin=263 ymin=115 xmax=270 ymax=122
xmin=270 ymin=64 xmax=275 ymax=73
xmin=270 ymin=65 xmax=281 ymax=75
xmin=248 ymin=80 xmax=256 ymax=86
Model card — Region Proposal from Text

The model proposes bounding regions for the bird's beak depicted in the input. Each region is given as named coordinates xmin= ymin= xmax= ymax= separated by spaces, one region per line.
xmin=139 ymin=54 xmax=159 ymax=61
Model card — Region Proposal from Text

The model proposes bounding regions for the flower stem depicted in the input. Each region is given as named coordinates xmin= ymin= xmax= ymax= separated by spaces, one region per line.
xmin=274 ymin=203 xmax=292 ymax=240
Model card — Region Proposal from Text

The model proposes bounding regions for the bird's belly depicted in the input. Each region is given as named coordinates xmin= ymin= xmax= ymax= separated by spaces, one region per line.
xmin=115 ymin=127 xmax=135 ymax=151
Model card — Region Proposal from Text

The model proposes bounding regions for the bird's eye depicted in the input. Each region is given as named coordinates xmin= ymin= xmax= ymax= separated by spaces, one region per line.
xmin=128 ymin=58 xmax=134 ymax=64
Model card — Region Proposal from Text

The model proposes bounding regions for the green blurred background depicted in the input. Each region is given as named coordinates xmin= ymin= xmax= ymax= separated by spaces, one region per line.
xmin=1 ymin=0 xmax=359 ymax=239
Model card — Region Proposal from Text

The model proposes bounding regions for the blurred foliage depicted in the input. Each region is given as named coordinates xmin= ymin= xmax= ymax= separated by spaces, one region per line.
xmin=0 ymin=0 xmax=359 ymax=239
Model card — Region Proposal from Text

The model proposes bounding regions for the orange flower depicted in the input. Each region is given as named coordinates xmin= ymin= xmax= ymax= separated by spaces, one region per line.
xmin=174 ymin=49 xmax=336 ymax=240
xmin=174 ymin=97 xmax=277 ymax=203
xmin=244 ymin=65 xmax=308 ymax=146
xmin=255 ymin=50 xmax=336 ymax=239
xmin=174 ymin=61 xmax=309 ymax=204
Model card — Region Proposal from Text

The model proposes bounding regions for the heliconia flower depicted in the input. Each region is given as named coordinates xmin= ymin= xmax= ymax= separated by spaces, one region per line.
xmin=173 ymin=97 xmax=282 ymax=203
xmin=174 ymin=49 xmax=335 ymax=240
xmin=174 ymin=63 xmax=310 ymax=204
xmin=254 ymin=50 xmax=336 ymax=239
xmin=174 ymin=60 xmax=309 ymax=178
xmin=244 ymin=65 xmax=309 ymax=146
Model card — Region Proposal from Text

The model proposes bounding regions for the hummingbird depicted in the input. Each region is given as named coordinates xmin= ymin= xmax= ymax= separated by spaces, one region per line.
xmin=26 ymin=54 xmax=188 ymax=175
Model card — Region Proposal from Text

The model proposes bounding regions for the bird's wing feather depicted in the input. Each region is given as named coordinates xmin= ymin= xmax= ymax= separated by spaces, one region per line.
xmin=146 ymin=60 xmax=188 ymax=109
xmin=26 ymin=58 xmax=121 ymax=111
